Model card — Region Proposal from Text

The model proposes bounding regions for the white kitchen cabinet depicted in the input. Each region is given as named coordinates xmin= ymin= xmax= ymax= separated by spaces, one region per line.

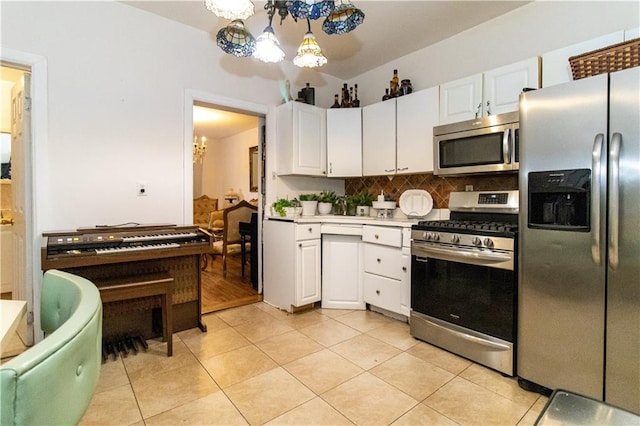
xmin=439 ymin=57 xmax=540 ymax=124
xmin=322 ymin=234 xmax=365 ymax=310
xmin=542 ymin=31 xmax=624 ymax=88
xmin=396 ymin=86 xmax=438 ymax=174
xmin=626 ymin=27 xmax=640 ymax=40
xmin=276 ymin=101 xmax=326 ymax=176
xmin=439 ymin=74 xmax=483 ymax=125
xmin=362 ymin=99 xmax=396 ymax=176
xmin=326 ymin=108 xmax=362 ymax=177
xmin=362 ymin=225 xmax=410 ymax=316
xmin=263 ymin=220 xmax=321 ymax=312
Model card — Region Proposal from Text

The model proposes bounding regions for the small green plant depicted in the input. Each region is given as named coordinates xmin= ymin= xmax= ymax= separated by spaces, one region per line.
xmin=318 ymin=190 xmax=338 ymax=204
xmin=299 ymin=193 xmax=319 ymax=201
xmin=352 ymin=190 xmax=374 ymax=207
xmin=272 ymin=198 xmax=299 ymax=217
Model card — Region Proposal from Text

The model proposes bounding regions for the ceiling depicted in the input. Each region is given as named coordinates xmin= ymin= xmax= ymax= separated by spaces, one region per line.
xmin=122 ymin=1 xmax=530 ymax=81
xmin=121 ymin=1 xmax=530 ymax=140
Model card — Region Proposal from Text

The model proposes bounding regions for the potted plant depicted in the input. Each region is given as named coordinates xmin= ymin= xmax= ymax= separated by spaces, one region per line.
xmin=272 ymin=198 xmax=301 ymax=218
xmin=353 ymin=190 xmax=374 ymax=216
xmin=317 ymin=190 xmax=337 ymax=215
xmin=299 ymin=193 xmax=319 ymax=216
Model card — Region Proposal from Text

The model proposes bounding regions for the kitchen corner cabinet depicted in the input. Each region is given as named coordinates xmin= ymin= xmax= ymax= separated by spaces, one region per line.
xmin=362 ymin=225 xmax=411 ymax=316
xmin=263 ymin=220 xmax=321 ymax=312
xmin=276 ymin=101 xmax=326 ymax=176
xmin=326 ymin=108 xmax=362 ymax=177
xmin=362 ymin=87 xmax=438 ymax=176
xmin=439 ymin=57 xmax=540 ymax=124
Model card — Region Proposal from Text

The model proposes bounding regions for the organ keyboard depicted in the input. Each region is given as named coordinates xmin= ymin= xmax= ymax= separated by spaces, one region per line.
xmin=42 ymin=224 xmax=212 ymax=270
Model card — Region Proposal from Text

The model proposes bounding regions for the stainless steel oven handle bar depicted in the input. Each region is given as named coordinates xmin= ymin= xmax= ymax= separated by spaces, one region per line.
xmin=591 ymin=133 xmax=604 ymax=266
xmin=412 ymin=243 xmax=512 ymax=266
xmin=503 ymin=128 xmax=511 ymax=165
xmin=421 ymin=315 xmax=511 ymax=351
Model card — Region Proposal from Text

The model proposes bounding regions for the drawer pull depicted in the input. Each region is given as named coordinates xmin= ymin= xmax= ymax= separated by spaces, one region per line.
xmin=298 ymin=243 xmax=302 ymax=248
xmin=308 ymin=227 xmax=312 ymax=233
xmin=374 ymin=234 xmax=379 ymax=239
xmin=376 ymin=290 xmax=380 ymax=295
xmin=377 ymin=258 xmax=381 ymax=263
xmin=402 ymin=266 xmax=407 ymax=272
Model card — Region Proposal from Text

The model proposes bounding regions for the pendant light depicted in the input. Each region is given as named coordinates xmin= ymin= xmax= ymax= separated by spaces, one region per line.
xmin=204 ymin=0 xmax=255 ymax=20
xmin=253 ymin=4 xmax=286 ymax=63
xmin=216 ymin=19 xmax=256 ymax=57
xmin=322 ymin=0 xmax=365 ymax=35
xmin=293 ymin=19 xmax=327 ymax=68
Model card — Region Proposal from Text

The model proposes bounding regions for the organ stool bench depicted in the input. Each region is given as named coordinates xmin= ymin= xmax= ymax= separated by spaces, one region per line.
xmin=96 ymin=272 xmax=174 ymax=357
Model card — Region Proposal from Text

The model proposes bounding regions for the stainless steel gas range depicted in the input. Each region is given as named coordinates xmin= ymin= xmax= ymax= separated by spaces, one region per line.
xmin=410 ymin=190 xmax=518 ymax=376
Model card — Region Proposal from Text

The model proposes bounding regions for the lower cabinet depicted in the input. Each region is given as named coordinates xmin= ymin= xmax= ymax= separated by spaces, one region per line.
xmin=362 ymin=225 xmax=411 ymax=317
xmin=263 ymin=220 xmax=321 ymax=312
xmin=322 ymin=234 xmax=365 ymax=310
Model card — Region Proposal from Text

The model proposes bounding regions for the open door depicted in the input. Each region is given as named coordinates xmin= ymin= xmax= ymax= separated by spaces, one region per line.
xmin=10 ymin=71 xmax=33 ymax=345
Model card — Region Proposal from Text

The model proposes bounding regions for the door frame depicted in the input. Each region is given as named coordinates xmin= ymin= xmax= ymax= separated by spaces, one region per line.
xmin=183 ymin=90 xmax=268 ymax=292
xmin=1 ymin=48 xmax=48 ymax=343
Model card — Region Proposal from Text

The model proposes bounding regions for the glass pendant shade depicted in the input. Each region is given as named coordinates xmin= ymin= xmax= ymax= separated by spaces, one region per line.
xmin=293 ymin=31 xmax=327 ymax=68
xmin=254 ymin=26 xmax=286 ymax=63
xmin=288 ymin=0 xmax=334 ymax=20
xmin=204 ymin=0 xmax=255 ymax=20
xmin=322 ymin=0 xmax=365 ymax=35
xmin=216 ymin=19 xmax=256 ymax=57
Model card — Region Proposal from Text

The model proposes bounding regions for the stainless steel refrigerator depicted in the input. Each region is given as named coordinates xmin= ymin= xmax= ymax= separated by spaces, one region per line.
xmin=518 ymin=66 xmax=639 ymax=415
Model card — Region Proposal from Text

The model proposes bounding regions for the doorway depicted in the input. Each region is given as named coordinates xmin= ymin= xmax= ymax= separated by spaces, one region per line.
xmin=190 ymin=99 xmax=266 ymax=314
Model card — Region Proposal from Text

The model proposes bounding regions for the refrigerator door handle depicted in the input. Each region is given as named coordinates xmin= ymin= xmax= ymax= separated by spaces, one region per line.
xmin=609 ymin=132 xmax=621 ymax=269
xmin=503 ymin=129 xmax=511 ymax=164
xmin=591 ymin=133 xmax=604 ymax=266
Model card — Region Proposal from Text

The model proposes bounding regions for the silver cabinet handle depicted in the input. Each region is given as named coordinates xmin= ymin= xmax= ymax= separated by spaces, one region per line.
xmin=503 ymin=129 xmax=511 ymax=164
xmin=591 ymin=133 xmax=605 ymax=266
xmin=397 ymin=167 xmax=409 ymax=171
xmin=486 ymin=100 xmax=491 ymax=116
xmin=609 ymin=132 xmax=621 ymax=269
xmin=475 ymin=102 xmax=482 ymax=118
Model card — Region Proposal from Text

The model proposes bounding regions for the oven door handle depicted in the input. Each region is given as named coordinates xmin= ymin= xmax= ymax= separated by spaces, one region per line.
xmin=423 ymin=316 xmax=511 ymax=351
xmin=412 ymin=244 xmax=512 ymax=264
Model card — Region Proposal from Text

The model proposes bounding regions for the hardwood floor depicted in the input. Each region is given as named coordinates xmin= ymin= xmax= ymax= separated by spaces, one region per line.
xmin=200 ymin=253 xmax=262 ymax=314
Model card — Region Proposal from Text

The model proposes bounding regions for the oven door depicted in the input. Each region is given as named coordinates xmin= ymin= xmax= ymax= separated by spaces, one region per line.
xmin=410 ymin=242 xmax=515 ymax=342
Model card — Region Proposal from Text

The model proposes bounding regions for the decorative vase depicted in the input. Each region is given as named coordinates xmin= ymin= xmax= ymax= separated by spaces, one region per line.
xmin=284 ymin=207 xmax=302 ymax=218
xmin=300 ymin=200 xmax=318 ymax=216
xmin=317 ymin=202 xmax=333 ymax=215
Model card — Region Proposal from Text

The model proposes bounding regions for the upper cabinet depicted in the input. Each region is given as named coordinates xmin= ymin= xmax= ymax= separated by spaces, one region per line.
xmin=276 ymin=101 xmax=326 ymax=176
xmin=326 ymin=108 xmax=362 ymax=177
xmin=542 ymin=31 xmax=625 ymax=88
xmin=439 ymin=57 xmax=540 ymax=124
xmin=362 ymin=87 xmax=438 ymax=176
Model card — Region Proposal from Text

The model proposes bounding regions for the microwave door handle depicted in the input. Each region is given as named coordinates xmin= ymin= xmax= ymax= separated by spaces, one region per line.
xmin=591 ymin=133 xmax=605 ymax=266
xmin=503 ymin=129 xmax=511 ymax=164
xmin=609 ymin=132 xmax=621 ymax=269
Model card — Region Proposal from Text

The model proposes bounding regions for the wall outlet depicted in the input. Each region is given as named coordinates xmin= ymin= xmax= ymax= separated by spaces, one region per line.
xmin=137 ymin=182 xmax=147 ymax=196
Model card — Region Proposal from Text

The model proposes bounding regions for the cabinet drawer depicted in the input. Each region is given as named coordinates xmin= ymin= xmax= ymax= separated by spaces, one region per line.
xmin=362 ymin=225 xmax=402 ymax=247
xmin=296 ymin=224 xmax=321 ymax=241
xmin=364 ymin=273 xmax=402 ymax=314
xmin=363 ymin=243 xmax=406 ymax=280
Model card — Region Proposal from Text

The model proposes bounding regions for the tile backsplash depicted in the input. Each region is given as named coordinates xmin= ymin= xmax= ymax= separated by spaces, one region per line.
xmin=345 ymin=172 xmax=518 ymax=209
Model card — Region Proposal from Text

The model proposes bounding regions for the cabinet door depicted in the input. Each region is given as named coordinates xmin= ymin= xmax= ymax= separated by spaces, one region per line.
xmin=439 ymin=74 xmax=482 ymax=124
xmin=293 ymin=103 xmax=326 ymax=176
xmin=542 ymin=31 xmax=624 ymax=88
xmin=296 ymin=239 xmax=321 ymax=306
xmin=321 ymin=235 xmax=365 ymax=310
xmin=396 ymin=87 xmax=438 ymax=174
xmin=362 ymin=99 xmax=396 ymax=176
xmin=326 ymin=108 xmax=362 ymax=177
xmin=483 ymin=57 xmax=540 ymax=116
xmin=400 ymin=247 xmax=411 ymax=316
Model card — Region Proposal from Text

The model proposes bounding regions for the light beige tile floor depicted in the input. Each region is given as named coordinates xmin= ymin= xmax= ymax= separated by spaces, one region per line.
xmin=80 ymin=302 xmax=548 ymax=426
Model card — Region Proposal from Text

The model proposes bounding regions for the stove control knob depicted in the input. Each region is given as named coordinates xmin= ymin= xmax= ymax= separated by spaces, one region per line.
xmin=420 ymin=231 xmax=428 ymax=240
xmin=472 ymin=237 xmax=483 ymax=246
xmin=450 ymin=234 xmax=460 ymax=244
xmin=431 ymin=233 xmax=440 ymax=242
xmin=483 ymin=238 xmax=494 ymax=248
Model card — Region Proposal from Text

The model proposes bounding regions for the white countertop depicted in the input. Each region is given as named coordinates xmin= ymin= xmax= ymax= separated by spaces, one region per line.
xmin=266 ymin=208 xmax=448 ymax=228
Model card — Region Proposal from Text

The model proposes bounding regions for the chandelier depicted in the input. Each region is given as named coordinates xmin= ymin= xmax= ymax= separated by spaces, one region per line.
xmin=205 ymin=0 xmax=365 ymax=68
xmin=193 ymin=136 xmax=207 ymax=164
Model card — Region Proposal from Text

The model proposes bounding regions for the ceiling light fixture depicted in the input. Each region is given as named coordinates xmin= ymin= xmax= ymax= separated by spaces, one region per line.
xmin=193 ymin=136 xmax=208 ymax=164
xmin=206 ymin=0 xmax=364 ymax=68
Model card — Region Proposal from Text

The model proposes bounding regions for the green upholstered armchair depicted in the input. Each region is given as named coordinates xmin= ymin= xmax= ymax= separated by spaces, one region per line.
xmin=0 ymin=270 xmax=103 ymax=426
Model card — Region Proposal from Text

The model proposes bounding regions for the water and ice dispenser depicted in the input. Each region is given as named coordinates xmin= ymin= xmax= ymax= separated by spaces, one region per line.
xmin=528 ymin=169 xmax=591 ymax=231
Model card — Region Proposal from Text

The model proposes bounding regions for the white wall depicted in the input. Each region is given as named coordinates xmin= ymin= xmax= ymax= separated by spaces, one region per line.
xmin=0 ymin=0 xmax=343 ymax=231
xmin=353 ymin=1 xmax=640 ymax=105
xmin=200 ymin=127 xmax=260 ymax=207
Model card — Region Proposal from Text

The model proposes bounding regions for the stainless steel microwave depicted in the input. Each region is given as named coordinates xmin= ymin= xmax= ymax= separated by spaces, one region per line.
xmin=434 ymin=111 xmax=519 ymax=176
